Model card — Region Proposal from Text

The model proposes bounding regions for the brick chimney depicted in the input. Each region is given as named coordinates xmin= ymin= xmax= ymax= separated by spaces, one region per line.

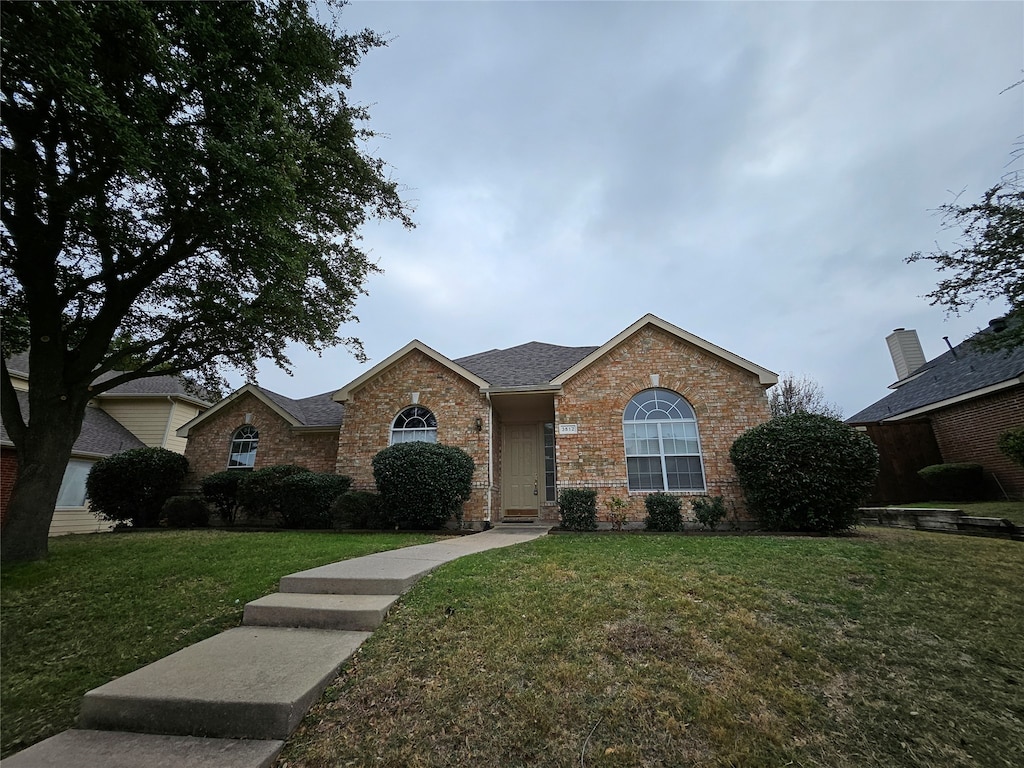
xmin=886 ymin=328 xmax=925 ymax=380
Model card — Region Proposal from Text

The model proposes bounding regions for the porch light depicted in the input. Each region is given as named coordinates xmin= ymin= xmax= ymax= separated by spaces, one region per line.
xmin=475 ymin=417 xmax=483 ymax=432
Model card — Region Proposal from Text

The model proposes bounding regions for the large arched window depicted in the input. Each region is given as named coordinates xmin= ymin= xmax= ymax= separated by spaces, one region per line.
xmin=228 ymin=425 xmax=259 ymax=468
xmin=390 ymin=406 xmax=438 ymax=445
xmin=623 ymin=389 xmax=705 ymax=492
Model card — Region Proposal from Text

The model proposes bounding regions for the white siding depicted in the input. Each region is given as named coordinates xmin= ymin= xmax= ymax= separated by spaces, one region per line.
xmin=97 ymin=399 xmax=173 ymax=448
xmin=49 ymin=506 xmax=114 ymax=536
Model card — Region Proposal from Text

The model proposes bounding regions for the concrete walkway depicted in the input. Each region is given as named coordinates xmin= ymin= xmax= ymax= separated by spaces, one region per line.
xmin=3 ymin=524 xmax=549 ymax=768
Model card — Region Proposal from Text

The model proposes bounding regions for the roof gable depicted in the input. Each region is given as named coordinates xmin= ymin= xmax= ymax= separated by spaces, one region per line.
xmin=551 ymin=314 xmax=777 ymax=387
xmin=332 ymin=340 xmax=490 ymax=402
xmin=175 ymin=384 xmax=343 ymax=437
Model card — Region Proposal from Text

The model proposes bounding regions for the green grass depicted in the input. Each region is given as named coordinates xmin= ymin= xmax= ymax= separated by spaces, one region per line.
xmin=893 ymin=500 xmax=1024 ymax=524
xmin=282 ymin=530 xmax=1024 ymax=768
xmin=0 ymin=529 xmax=438 ymax=758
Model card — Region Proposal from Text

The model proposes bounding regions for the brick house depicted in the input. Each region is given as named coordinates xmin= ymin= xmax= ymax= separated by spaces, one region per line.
xmin=178 ymin=315 xmax=777 ymax=527
xmin=848 ymin=319 xmax=1024 ymax=501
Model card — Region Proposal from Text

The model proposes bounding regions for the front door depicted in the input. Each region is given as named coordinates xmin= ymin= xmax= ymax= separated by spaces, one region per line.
xmin=503 ymin=424 xmax=541 ymax=516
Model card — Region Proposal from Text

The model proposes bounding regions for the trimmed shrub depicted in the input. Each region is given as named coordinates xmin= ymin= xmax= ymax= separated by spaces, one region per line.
xmin=730 ymin=412 xmax=879 ymax=533
xmin=644 ymin=492 xmax=682 ymax=531
xmin=237 ymin=465 xmax=312 ymax=522
xmin=276 ymin=473 xmax=352 ymax=529
xmin=692 ymin=495 xmax=727 ymax=530
xmin=372 ymin=442 xmax=474 ymax=529
xmin=558 ymin=488 xmax=597 ymax=531
xmin=163 ymin=495 xmax=211 ymax=528
xmin=998 ymin=427 xmax=1024 ymax=468
xmin=87 ymin=447 xmax=189 ymax=527
xmin=200 ymin=469 xmax=250 ymax=525
xmin=330 ymin=491 xmax=391 ymax=530
xmin=917 ymin=463 xmax=985 ymax=502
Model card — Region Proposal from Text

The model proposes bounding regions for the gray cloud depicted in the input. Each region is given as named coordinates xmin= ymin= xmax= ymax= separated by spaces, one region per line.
xmin=246 ymin=0 xmax=1023 ymax=419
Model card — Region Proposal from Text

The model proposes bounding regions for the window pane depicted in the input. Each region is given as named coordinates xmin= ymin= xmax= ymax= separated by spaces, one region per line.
xmin=627 ymin=457 xmax=664 ymax=491
xmin=624 ymin=389 xmax=703 ymax=492
xmin=56 ymin=459 xmax=94 ymax=507
xmin=665 ymin=456 xmax=705 ymax=491
xmin=391 ymin=406 xmax=438 ymax=445
xmin=229 ymin=425 xmax=258 ymax=468
xmin=544 ymin=423 xmax=556 ymax=502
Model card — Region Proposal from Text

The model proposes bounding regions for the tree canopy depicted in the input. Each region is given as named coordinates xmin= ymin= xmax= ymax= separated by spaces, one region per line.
xmin=907 ymin=180 xmax=1023 ymax=354
xmin=767 ymin=372 xmax=843 ymax=420
xmin=0 ymin=0 xmax=411 ymax=561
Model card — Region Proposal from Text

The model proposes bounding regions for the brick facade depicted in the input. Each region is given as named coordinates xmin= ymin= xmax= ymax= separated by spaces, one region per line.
xmin=1 ymin=447 xmax=17 ymax=528
xmin=554 ymin=325 xmax=770 ymax=523
xmin=928 ymin=386 xmax=1024 ymax=498
xmin=335 ymin=349 xmax=492 ymax=522
xmin=182 ymin=319 xmax=775 ymax=528
xmin=182 ymin=391 xmax=339 ymax=490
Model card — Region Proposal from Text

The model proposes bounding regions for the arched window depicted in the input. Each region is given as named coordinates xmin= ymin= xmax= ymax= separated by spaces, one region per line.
xmin=623 ymin=389 xmax=705 ymax=492
xmin=390 ymin=406 xmax=438 ymax=445
xmin=228 ymin=425 xmax=259 ymax=468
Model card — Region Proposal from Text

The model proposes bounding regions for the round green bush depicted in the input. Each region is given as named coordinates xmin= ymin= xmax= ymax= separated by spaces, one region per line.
xmin=917 ymin=463 xmax=984 ymax=501
xmin=729 ymin=412 xmax=879 ymax=533
xmin=372 ymin=442 xmax=474 ymax=529
xmin=86 ymin=447 xmax=189 ymax=527
xmin=998 ymin=427 xmax=1024 ymax=468
xmin=691 ymin=495 xmax=727 ymax=530
xmin=276 ymin=472 xmax=352 ymax=529
xmin=200 ymin=469 xmax=250 ymax=525
xmin=558 ymin=488 xmax=598 ymax=531
xmin=162 ymin=495 xmax=211 ymax=528
xmin=644 ymin=492 xmax=682 ymax=531
xmin=236 ymin=464 xmax=311 ymax=522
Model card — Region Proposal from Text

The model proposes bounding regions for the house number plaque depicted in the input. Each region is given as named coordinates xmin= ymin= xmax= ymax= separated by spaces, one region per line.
xmin=558 ymin=423 xmax=579 ymax=435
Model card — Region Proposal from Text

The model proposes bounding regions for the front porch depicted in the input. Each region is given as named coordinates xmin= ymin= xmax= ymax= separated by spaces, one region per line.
xmin=489 ymin=390 xmax=559 ymax=524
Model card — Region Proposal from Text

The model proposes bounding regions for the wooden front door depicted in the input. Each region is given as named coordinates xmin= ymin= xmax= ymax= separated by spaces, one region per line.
xmin=503 ymin=424 xmax=542 ymax=515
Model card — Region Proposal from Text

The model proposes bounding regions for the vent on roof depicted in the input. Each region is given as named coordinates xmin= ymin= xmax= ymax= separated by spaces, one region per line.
xmin=886 ymin=328 xmax=926 ymax=381
xmin=989 ymin=316 xmax=1008 ymax=333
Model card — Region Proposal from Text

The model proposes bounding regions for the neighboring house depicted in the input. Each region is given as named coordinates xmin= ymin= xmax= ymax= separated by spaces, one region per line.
xmin=178 ymin=314 xmax=777 ymax=527
xmin=0 ymin=353 xmax=212 ymax=535
xmin=848 ymin=320 xmax=1024 ymax=501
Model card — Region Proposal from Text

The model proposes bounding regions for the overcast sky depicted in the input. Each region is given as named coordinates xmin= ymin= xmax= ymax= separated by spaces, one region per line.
xmin=241 ymin=0 xmax=1023 ymax=418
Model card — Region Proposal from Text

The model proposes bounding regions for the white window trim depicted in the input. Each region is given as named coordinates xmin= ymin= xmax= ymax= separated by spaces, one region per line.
xmin=623 ymin=390 xmax=707 ymax=493
xmin=228 ymin=424 xmax=259 ymax=469
xmin=389 ymin=405 xmax=438 ymax=446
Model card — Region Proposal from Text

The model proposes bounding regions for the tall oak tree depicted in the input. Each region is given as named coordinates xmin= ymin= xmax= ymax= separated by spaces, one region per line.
xmin=1 ymin=1 xmax=411 ymax=560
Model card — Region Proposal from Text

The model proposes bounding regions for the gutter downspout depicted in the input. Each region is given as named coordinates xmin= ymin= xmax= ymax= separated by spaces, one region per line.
xmin=486 ymin=390 xmax=493 ymax=525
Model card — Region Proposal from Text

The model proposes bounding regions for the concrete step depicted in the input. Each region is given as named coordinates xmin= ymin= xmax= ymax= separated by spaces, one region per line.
xmin=0 ymin=730 xmax=283 ymax=768
xmin=279 ymin=553 xmax=447 ymax=595
xmin=78 ymin=626 xmax=370 ymax=740
xmin=243 ymin=592 xmax=399 ymax=631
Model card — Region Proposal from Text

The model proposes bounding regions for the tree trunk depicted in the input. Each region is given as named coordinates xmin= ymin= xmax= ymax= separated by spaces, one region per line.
xmin=1 ymin=440 xmax=74 ymax=562
xmin=1 ymin=380 xmax=90 ymax=563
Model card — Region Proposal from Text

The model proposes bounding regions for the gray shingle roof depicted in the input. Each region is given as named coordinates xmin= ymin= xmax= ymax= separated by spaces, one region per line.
xmin=848 ymin=325 xmax=1024 ymax=422
xmin=97 ymin=374 xmax=212 ymax=403
xmin=1 ymin=391 xmax=146 ymax=456
xmin=455 ymin=342 xmax=599 ymax=387
xmin=6 ymin=352 xmax=212 ymax=404
xmin=255 ymin=387 xmax=345 ymax=428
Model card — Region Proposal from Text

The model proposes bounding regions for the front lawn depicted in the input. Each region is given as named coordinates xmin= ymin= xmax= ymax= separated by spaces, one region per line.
xmin=0 ymin=530 xmax=438 ymax=758
xmin=283 ymin=529 xmax=1024 ymax=768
